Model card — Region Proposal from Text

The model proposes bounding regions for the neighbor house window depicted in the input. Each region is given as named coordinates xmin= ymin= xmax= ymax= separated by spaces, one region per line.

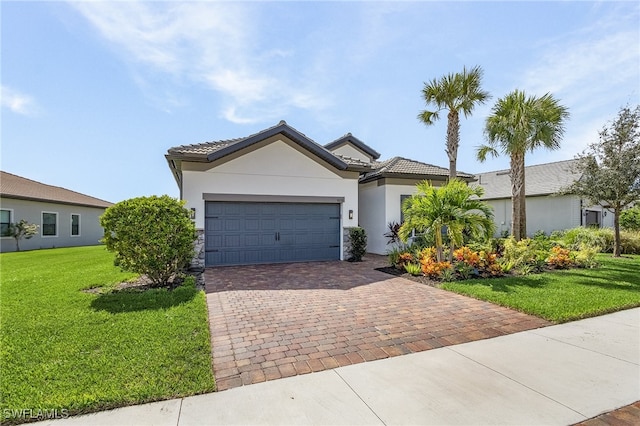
xmin=42 ymin=212 xmax=58 ymax=236
xmin=0 ymin=209 xmax=12 ymax=237
xmin=71 ymin=214 xmax=80 ymax=236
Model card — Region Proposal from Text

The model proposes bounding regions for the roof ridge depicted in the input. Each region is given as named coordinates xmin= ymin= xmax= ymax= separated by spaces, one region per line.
xmin=478 ymin=158 xmax=579 ymax=175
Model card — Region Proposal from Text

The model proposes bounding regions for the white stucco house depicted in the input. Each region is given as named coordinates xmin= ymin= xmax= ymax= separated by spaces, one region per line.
xmin=474 ymin=159 xmax=614 ymax=237
xmin=0 ymin=171 xmax=112 ymax=252
xmin=166 ymin=121 xmax=474 ymax=266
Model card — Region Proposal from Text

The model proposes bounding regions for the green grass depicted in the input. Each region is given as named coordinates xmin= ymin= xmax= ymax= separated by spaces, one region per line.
xmin=0 ymin=246 xmax=215 ymax=422
xmin=441 ymin=254 xmax=640 ymax=322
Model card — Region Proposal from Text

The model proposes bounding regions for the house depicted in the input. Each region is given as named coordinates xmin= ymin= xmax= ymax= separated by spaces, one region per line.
xmin=474 ymin=159 xmax=614 ymax=237
xmin=0 ymin=171 xmax=112 ymax=252
xmin=166 ymin=121 xmax=474 ymax=266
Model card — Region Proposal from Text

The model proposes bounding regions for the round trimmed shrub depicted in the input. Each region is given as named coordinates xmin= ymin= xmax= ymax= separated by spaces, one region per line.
xmin=100 ymin=195 xmax=196 ymax=286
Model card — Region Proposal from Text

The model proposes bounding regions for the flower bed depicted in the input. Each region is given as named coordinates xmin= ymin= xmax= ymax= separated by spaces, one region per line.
xmin=387 ymin=236 xmax=598 ymax=282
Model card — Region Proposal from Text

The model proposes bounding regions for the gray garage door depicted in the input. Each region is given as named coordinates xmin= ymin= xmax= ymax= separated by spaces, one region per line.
xmin=205 ymin=202 xmax=341 ymax=266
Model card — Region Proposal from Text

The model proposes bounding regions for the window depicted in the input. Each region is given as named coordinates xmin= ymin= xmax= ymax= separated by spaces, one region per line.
xmin=71 ymin=214 xmax=80 ymax=236
xmin=0 ymin=209 xmax=11 ymax=237
xmin=400 ymin=195 xmax=411 ymax=223
xmin=42 ymin=212 xmax=58 ymax=237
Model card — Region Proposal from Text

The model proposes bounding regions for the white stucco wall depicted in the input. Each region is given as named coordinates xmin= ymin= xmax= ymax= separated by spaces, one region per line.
xmin=485 ymin=195 xmax=614 ymax=236
xmin=181 ymin=138 xmax=360 ymax=259
xmin=0 ymin=197 xmax=107 ymax=252
xmin=359 ymin=181 xmax=423 ymax=255
xmin=330 ymin=144 xmax=373 ymax=163
xmin=358 ymin=182 xmax=387 ymax=255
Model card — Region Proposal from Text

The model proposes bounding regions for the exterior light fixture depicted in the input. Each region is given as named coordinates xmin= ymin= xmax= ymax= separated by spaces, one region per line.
xmin=348 ymin=210 xmax=353 ymax=220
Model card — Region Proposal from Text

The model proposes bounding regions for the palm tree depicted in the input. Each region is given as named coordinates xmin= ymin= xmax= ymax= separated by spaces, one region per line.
xmin=418 ymin=65 xmax=490 ymax=180
xmin=477 ymin=90 xmax=569 ymax=240
xmin=399 ymin=179 xmax=495 ymax=262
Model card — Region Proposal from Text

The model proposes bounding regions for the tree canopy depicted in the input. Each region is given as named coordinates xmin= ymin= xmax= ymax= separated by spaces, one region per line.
xmin=477 ymin=90 xmax=569 ymax=240
xmin=418 ymin=65 xmax=490 ymax=180
xmin=563 ymin=104 xmax=640 ymax=256
xmin=399 ymin=179 xmax=495 ymax=262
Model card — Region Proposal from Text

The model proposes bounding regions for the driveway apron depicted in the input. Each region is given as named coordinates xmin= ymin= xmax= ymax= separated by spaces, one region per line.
xmin=204 ymin=255 xmax=550 ymax=391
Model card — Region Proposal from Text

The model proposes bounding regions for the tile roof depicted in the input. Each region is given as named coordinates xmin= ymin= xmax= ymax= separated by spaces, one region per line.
xmin=167 ymin=138 xmax=244 ymax=157
xmin=473 ymin=159 xmax=580 ymax=199
xmin=333 ymin=154 xmax=374 ymax=169
xmin=324 ymin=133 xmax=381 ymax=160
xmin=0 ymin=171 xmax=113 ymax=208
xmin=166 ymin=120 xmax=347 ymax=170
xmin=360 ymin=157 xmax=474 ymax=183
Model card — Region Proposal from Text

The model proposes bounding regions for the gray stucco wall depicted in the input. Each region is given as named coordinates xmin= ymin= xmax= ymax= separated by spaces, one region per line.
xmin=0 ymin=197 xmax=108 ymax=252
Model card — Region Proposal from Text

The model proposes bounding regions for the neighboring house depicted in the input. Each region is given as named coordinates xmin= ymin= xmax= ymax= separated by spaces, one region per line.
xmin=166 ymin=121 xmax=474 ymax=266
xmin=474 ymin=159 xmax=614 ymax=237
xmin=0 ymin=171 xmax=112 ymax=252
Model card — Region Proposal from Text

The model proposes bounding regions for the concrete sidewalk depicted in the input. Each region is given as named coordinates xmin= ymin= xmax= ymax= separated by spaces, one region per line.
xmin=41 ymin=308 xmax=639 ymax=425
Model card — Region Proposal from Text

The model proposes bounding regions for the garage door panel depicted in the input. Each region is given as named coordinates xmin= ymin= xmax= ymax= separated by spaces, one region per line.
xmin=279 ymin=217 xmax=295 ymax=230
xmin=225 ymin=219 xmax=241 ymax=231
xmin=245 ymin=219 xmax=259 ymax=231
xmin=205 ymin=201 xmax=340 ymax=266
xmin=205 ymin=218 xmax=222 ymax=231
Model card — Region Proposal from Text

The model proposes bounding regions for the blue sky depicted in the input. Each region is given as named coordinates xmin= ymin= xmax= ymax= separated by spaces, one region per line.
xmin=2 ymin=1 xmax=639 ymax=203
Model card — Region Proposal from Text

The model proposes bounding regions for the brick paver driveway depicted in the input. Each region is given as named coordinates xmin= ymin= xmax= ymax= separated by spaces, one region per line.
xmin=204 ymin=255 xmax=550 ymax=391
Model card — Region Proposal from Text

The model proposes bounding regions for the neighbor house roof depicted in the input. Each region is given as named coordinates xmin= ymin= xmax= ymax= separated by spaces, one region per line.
xmin=324 ymin=133 xmax=381 ymax=160
xmin=0 ymin=171 xmax=113 ymax=208
xmin=359 ymin=157 xmax=475 ymax=184
xmin=473 ymin=159 xmax=580 ymax=200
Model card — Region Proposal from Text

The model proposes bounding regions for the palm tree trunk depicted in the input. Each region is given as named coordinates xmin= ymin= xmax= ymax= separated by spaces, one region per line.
xmin=519 ymin=162 xmax=527 ymax=239
xmin=446 ymin=111 xmax=459 ymax=180
xmin=510 ymin=152 xmax=526 ymax=240
xmin=435 ymin=229 xmax=444 ymax=262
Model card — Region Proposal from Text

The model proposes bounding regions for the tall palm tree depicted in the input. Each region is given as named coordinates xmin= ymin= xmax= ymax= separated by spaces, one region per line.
xmin=477 ymin=90 xmax=569 ymax=240
xmin=418 ymin=65 xmax=490 ymax=180
xmin=399 ymin=179 xmax=495 ymax=262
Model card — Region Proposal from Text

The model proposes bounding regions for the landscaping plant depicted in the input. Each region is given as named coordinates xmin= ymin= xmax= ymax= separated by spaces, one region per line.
xmin=7 ymin=219 xmax=39 ymax=251
xmin=348 ymin=226 xmax=367 ymax=262
xmin=620 ymin=206 xmax=640 ymax=231
xmin=477 ymin=90 xmax=569 ymax=241
xmin=399 ymin=179 xmax=494 ymax=262
xmin=100 ymin=195 xmax=196 ymax=286
xmin=418 ymin=65 xmax=490 ymax=180
xmin=561 ymin=105 xmax=640 ymax=256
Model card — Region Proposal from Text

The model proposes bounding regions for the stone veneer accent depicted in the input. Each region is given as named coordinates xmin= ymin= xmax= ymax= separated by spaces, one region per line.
xmin=343 ymin=227 xmax=352 ymax=260
xmin=188 ymin=229 xmax=206 ymax=288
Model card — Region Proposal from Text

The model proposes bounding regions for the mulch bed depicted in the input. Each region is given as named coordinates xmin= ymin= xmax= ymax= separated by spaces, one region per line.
xmin=82 ymin=275 xmax=185 ymax=294
xmin=375 ymin=266 xmax=441 ymax=287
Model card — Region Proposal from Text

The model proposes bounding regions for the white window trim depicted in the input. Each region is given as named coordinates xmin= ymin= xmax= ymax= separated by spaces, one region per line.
xmin=41 ymin=211 xmax=58 ymax=238
xmin=0 ymin=208 xmax=13 ymax=239
xmin=70 ymin=213 xmax=81 ymax=237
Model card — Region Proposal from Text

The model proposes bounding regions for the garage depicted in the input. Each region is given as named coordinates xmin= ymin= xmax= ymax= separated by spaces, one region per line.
xmin=205 ymin=201 xmax=341 ymax=266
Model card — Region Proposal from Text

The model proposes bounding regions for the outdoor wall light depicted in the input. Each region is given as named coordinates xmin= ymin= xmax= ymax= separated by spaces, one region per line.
xmin=190 ymin=208 xmax=196 ymax=220
xmin=348 ymin=210 xmax=353 ymax=220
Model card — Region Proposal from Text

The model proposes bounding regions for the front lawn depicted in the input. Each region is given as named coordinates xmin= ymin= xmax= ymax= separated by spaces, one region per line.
xmin=0 ymin=246 xmax=215 ymax=423
xmin=440 ymin=254 xmax=640 ymax=322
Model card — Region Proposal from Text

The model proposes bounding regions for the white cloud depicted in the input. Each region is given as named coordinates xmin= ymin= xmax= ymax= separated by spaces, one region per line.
xmin=1 ymin=86 xmax=38 ymax=115
xmin=69 ymin=1 xmax=333 ymax=124
xmin=522 ymin=29 xmax=639 ymax=107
